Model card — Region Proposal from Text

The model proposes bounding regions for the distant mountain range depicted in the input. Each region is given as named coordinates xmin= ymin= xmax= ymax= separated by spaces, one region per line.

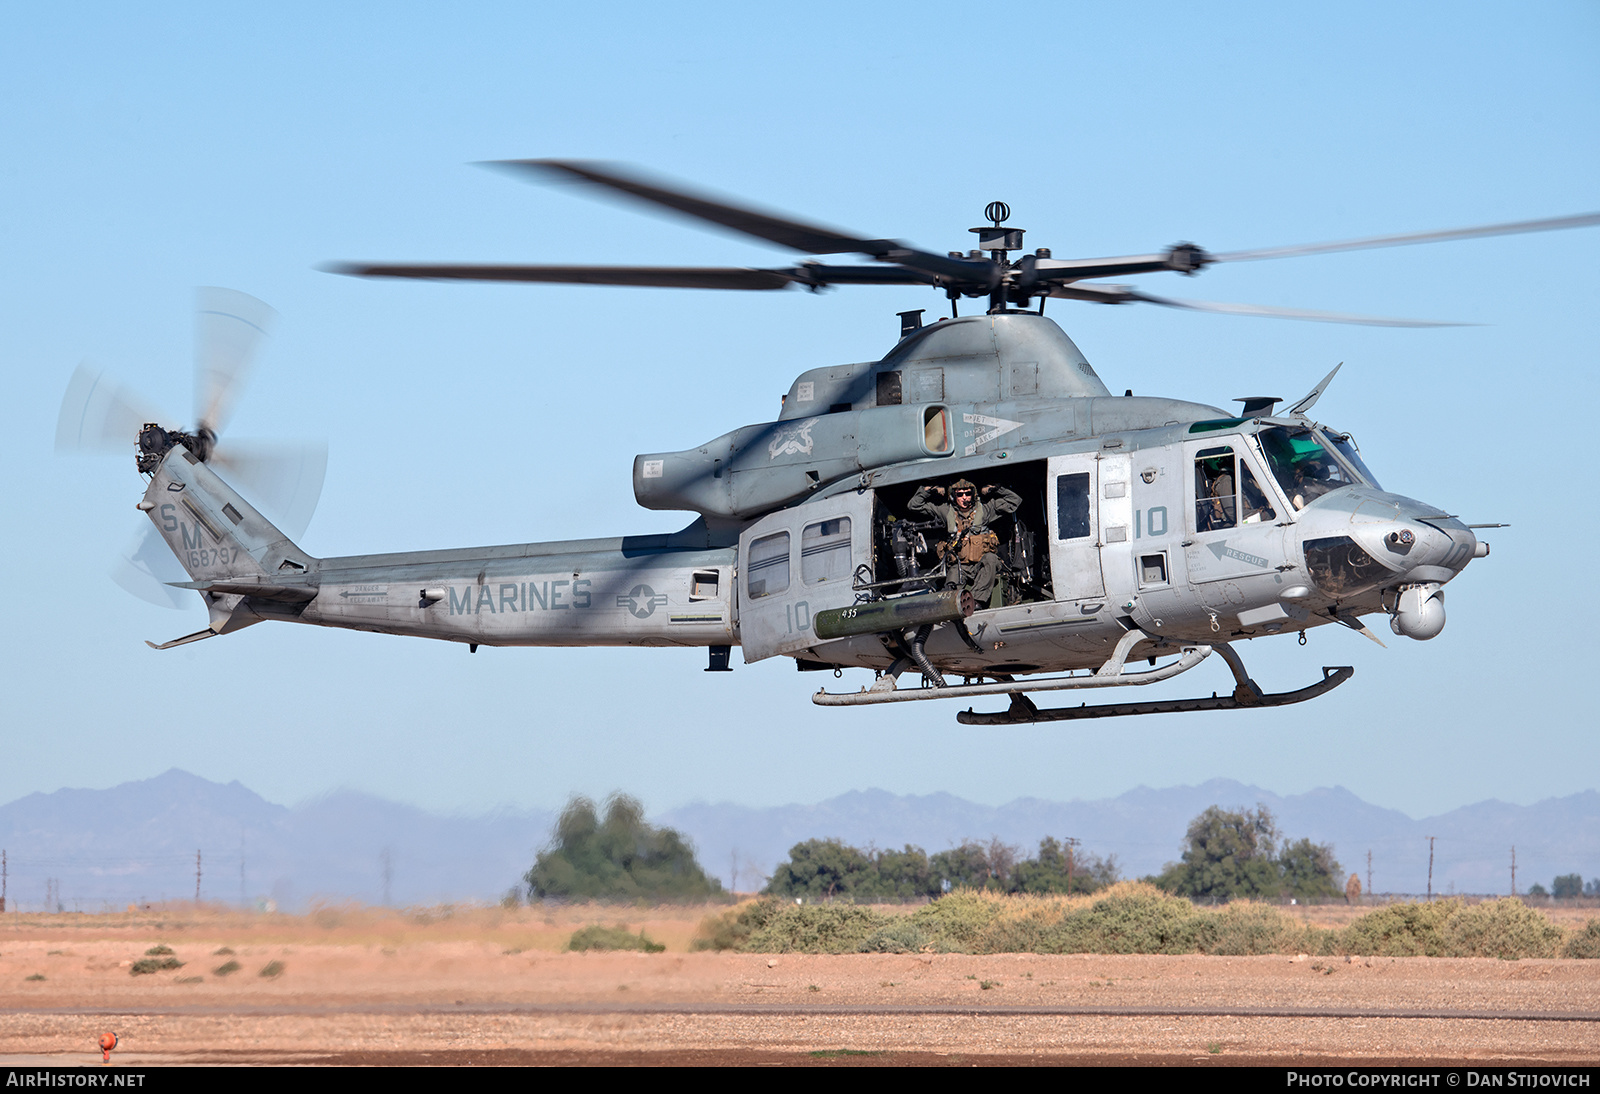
xmin=0 ymin=770 xmax=1594 ymax=911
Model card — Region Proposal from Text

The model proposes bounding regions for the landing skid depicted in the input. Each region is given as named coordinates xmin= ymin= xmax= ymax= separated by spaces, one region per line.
xmin=957 ymin=665 xmax=1354 ymax=724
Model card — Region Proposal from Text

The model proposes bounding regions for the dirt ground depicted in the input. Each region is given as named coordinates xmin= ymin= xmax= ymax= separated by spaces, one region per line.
xmin=1 ymin=904 xmax=1596 ymax=1066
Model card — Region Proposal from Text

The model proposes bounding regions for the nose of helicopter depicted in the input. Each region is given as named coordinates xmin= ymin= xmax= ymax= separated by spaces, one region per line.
xmin=1298 ymin=486 xmax=1482 ymax=583
xmin=1294 ymin=487 xmax=1486 ymax=640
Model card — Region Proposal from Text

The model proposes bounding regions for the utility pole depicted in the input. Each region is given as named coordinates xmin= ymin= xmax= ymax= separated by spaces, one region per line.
xmin=381 ymin=848 xmax=393 ymax=907
xmin=1366 ymin=850 xmax=1372 ymax=899
xmin=729 ymin=849 xmax=740 ymax=896
xmin=1065 ymin=837 xmax=1081 ymax=893
xmin=195 ymin=849 xmax=202 ymax=906
xmin=2 ymin=848 xmax=7 ymax=913
xmin=1426 ymin=836 xmax=1436 ymax=902
xmin=1510 ymin=845 xmax=1516 ymax=896
xmin=240 ymin=832 xmax=247 ymax=909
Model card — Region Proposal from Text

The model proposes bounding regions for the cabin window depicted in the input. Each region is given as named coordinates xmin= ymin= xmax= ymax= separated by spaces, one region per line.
xmin=690 ymin=570 xmax=720 ymax=600
xmin=1140 ymin=552 xmax=1169 ymax=586
xmin=746 ymin=532 xmax=791 ymax=599
xmin=801 ymin=518 xmax=852 ymax=585
xmin=1056 ymin=473 xmax=1091 ymax=540
xmin=1195 ymin=446 xmax=1237 ymax=532
xmin=1239 ymin=461 xmax=1277 ymax=524
xmin=922 ymin=406 xmax=951 ymax=455
xmin=876 ymin=371 xmax=902 ymax=406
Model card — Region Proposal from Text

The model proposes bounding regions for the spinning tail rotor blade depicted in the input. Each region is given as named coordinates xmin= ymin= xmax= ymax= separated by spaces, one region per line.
xmin=55 ymin=363 xmax=168 ymax=454
xmin=1213 ymin=211 xmax=1600 ymax=264
xmin=112 ymin=524 xmax=191 ymax=610
xmin=194 ymin=287 xmax=277 ymax=437
xmin=210 ymin=439 xmax=328 ymax=540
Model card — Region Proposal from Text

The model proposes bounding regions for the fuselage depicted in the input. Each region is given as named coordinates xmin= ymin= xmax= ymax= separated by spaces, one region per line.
xmin=141 ymin=313 xmax=1482 ymax=673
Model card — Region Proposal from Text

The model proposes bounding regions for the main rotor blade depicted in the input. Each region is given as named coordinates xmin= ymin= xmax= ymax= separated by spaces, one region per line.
xmin=1048 ymin=282 xmax=1467 ymax=327
xmin=1033 ymin=250 xmax=1209 ymax=282
xmin=490 ymin=160 xmax=992 ymax=285
xmin=55 ymin=363 xmax=168 ymax=454
xmin=328 ymin=263 xmax=801 ymax=290
xmin=1214 ymin=211 xmax=1600 ymax=264
xmin=210 ymin=438 xmax=328 ymax=541
xmin=496 ymin=159 xmax=899 ymax=258
xmin=195 ymin=287 xmax=277 ymax=438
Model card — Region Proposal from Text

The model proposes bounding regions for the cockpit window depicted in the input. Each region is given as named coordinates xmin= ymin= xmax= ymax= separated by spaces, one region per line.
xmin=1322 ymin=430 xmax=1382 ymax=491
xmin=1257 ymin=426 xmax=1359 ymax=511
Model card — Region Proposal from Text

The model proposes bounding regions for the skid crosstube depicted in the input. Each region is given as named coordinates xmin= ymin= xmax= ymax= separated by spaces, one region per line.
xmin=956 ymin=665 xmax=1354 ymax=725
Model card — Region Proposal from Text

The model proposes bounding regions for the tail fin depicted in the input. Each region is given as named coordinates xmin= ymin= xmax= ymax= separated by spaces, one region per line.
xmin=140 ymin=444 xmax=318 ymax=648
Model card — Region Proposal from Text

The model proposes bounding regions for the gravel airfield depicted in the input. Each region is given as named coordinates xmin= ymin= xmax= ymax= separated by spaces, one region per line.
xmin=1 ymin=905 xmax=1596 ymax=1067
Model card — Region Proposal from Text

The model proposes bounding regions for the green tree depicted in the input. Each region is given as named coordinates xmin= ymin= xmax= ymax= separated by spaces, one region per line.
xmin=1552 ymin=874 xmax=1584 ymax=900
xmin=1012 ymin=837 xmax=1118 ymax=895
xmin=763 ymin=838 xmax=877 ymax=901
xmin=872 ymin=845 xmax=936 ymax=900
xmin=1277 ymin=837 xmax=1344 ymax=901
xmin=930 ymin=838 xmax=1019 ymax=893
xmin=525 ymin=794 xmax=723 ymax=902
xmin=1151 ymin=805 xmax=1342 ymax=903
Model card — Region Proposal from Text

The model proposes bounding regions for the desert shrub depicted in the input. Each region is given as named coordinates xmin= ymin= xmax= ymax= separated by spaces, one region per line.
xmin=1561 ymin=919 xmax=1600 ymax=959
xmin=970 ymin=897 xmax=1074 ymax=954
xmin=258 ymin=961 xmax=285 ymax=978
xmin=1440 ymin=899 xmax=1564 ymax=960
xmin=1338 ymin=900 xmax=1460 ymax=956
xmin=1192 ymin=902 xmax=1332 ymax=956
xmin=742 ymin=903 xmax=891 ymax=953
xmin=907 ymin=890 xmax=1006 ymax=952
xmin=212 ymin=947 xmax=234 ymax=956
xmin=1048 ymin=883 xmax=1203 ymax=954
xmin=130 ymin=957 xmax=183 ymax=975
xmin=568 ymin=924 xmax=666 ymax=953
xmin=857 ymin=921 xmax=930 ymax=953
xmin=144 ymin=945 xmax=174 ymax=956
xmin=213 ymin=960 xmax=242 ymax=976
xmin=692 ymin=899 xmax=784 ymax=952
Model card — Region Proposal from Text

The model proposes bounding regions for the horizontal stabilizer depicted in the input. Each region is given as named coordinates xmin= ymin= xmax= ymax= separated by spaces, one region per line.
xmin=169 ymin=579 xmax=317 ymax=602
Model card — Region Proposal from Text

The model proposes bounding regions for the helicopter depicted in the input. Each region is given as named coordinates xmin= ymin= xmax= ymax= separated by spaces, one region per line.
xmin=58 ymin=161 xmax=1599 ymax=723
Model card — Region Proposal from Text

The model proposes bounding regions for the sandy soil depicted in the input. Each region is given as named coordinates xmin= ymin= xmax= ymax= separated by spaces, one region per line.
xmin=0 ymin=905 xmax=1596 ymax=1066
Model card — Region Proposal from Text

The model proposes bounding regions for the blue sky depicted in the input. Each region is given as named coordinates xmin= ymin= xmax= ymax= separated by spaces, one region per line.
xmin=4 ymin=2 xmax=1597 ymax=820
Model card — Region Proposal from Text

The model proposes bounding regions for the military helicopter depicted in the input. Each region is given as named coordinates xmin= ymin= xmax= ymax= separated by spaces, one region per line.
xmin=59 ymin=162 xmax=1599 ymax=723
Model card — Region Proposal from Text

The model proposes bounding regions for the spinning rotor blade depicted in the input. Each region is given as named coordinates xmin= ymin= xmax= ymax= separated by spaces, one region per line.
xmin=329 ymin=263 xmax=800 ymax=290
xmin=1213 ymin=211 xmax=1600 ymax=264
xmin=1048 ymin=282 xmax=1466 ymax=327
xmin=113 ymin=524 xmax=191 ymax=610
xmin=55 ymin=363 xmax=168 ymax=454
xmin=492 ymin=160 xmax=989 ymax=284
xmin=194 ymin=287 xmax=277 ymax=437
xmin=328 ymin=261 xmax=940 ymax=290
xmin=498 ymin=159 xmax=896 ymax=257
xmin=210 ymin=439 xmax=328 ymax=540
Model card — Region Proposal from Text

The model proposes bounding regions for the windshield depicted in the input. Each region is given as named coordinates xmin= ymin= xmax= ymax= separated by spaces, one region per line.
xmin=1321 ymin=429 xmax=1382 ymax=490
xmin=1257 ymin=425 xmax=1360 ymax=510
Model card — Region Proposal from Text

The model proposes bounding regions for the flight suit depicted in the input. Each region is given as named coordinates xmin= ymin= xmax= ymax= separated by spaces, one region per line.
xmin=908 ymin=484 xmax=1022 ymax=607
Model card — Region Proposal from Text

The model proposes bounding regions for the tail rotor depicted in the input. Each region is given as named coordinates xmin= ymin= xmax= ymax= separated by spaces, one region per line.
xmin=56 ymin=288 xmax=326 ymax=609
